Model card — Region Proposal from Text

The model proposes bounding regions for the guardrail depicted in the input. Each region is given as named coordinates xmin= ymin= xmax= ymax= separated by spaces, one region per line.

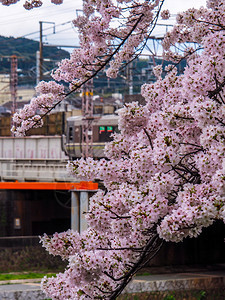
xmin=0 ymin=159 xmax=76 ymax=182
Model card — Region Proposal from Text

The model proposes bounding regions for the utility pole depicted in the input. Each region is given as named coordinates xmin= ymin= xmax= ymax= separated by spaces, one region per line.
xmin=79 ymin=0 xmax=94 ymax=158
xmin=127 ymin=61 xmax=133 ymax=95
xmin=39 ymin=21 xmax=43 ymax=82
xmin=36 ymin=51 xmax=40 ymax=85
xmin=39 ymin=21 xmax=55 ymax=83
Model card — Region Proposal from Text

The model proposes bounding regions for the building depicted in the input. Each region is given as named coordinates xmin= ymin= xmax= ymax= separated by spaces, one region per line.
xmin=0 ymin=74 xmax=36 ymax=107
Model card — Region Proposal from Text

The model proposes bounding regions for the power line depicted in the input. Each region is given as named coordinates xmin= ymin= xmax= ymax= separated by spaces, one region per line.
xmin=0 ymin=5 xmax=76 ymax=26
xmin=19 ymin=21 xmax=72 ymax=38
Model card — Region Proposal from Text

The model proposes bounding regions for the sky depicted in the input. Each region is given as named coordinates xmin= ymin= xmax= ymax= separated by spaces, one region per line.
xmin=0 ymin=0 xmax=207 ymax=52
xmin=0 ymin=0 xmax=83 ymax=49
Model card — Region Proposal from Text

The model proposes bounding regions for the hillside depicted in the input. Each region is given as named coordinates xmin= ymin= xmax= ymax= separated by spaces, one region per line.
xmin=0 ymin=35 xmax=70 ymax=85
xmin=0 ymin=36 xmax=187 ymax=94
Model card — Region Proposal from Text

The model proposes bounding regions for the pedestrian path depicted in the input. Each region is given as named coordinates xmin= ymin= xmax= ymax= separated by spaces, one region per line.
xmin=125 ymin=270 xmax=225 ymax=294
xmin=0 ymin=269 xmax=225 ymax=299
xmin=0 ymin=281 xmax=45 ymax=300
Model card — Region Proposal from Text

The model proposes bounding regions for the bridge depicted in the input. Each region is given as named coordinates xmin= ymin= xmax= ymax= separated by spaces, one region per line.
xmin=0 ymin=136 xmax=98 ymax=235
xmin=0 ymin=135 xmax=73 ymax=182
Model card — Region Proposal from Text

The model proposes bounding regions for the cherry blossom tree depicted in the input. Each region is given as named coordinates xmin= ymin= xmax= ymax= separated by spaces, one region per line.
xmin=2 ymin=0 xmax=225 ymax=299
xmin=10 ymin=0 xmax=165 ymax=135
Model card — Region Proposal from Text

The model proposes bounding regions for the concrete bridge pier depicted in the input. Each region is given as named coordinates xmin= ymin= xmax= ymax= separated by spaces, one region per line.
xmin=71 ymin=189 xmax=97 ymax=233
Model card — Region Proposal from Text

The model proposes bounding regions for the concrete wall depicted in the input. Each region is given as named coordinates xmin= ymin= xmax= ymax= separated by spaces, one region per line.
xmin=0 ymin=136 xmax=68 ymax=159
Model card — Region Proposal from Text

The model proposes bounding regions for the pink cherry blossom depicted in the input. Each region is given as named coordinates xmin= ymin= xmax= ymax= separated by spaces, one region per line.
xmin=4 ymin=0 xmax=225 ymax=298
xmin=42 ymin=1 xmax=225 ymax=295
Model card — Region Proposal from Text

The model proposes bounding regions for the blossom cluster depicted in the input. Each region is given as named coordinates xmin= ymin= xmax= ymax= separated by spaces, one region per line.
xmin=0 ymin=0 xmax=64 ymax=8
xmin=11 ymin=0 xmax=163 ymax=135
xmin=5 ymin=0 xmax=225 ymax=298
xmin=12 ymin=81 xmax=65 ymax=136
xmin=161 ymin=9 xmax=170 ymax=20
xmin=0 ymin=0 xmax=63 ymax=8
xmin=39 ymin=1 xmax=225 ymax=298
xmin=0 ymin=0 xmax=17 ymax=5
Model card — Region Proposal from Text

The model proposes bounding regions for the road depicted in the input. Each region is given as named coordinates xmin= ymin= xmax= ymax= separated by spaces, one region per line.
xmin=0 ymin=269 xmax=225 ymax=299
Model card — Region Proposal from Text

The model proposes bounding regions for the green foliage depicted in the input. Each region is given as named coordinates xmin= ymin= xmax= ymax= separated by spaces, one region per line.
xmin=0 ymin=35 xmax=69 ymax=85
xmin=197 ymin=290 xmax=206 ymax=300
xmin=163 ymin=294 xmax=176 ymax=300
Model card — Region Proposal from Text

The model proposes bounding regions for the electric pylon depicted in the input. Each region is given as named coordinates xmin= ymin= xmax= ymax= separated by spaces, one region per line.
xmin=81 ymin=80 xmax=94 ymax=158
xmin=10 ymin=55 xmax=18 ymax=115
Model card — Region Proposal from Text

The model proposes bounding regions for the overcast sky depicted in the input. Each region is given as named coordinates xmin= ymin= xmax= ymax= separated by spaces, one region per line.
xmin=0 ymin=0 xmax=206 ymax=50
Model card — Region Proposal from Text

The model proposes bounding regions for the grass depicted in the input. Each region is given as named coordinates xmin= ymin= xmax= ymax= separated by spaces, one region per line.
xmin=136 ymin=272 xmax=151 ymax=276
xmin=0 ymin=272 xmax=56 ymax=281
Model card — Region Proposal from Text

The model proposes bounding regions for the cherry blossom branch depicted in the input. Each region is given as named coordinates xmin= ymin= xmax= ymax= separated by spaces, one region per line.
xmin=179 ymin=148 xmax=204 ymax=164
xmin=192 ymin=16 xmax=225 ymax=30
xmin=143 ymin=128 xmax=153 ymax=149
xmin=164 ymin=45 xmax=203 ymax=72
xmin=14 ymin=11 xmax=155 ymax=134
xmin=99 ymin=202 xmax=131 ymax=219
xmin=13 ymin=0 xmax=166 ymax=135
xmin=215 ymin=117 xmax=225 ymax=126
xmin=108 ymin=233 xmax=163 ymax=299
xmin=208 ymin=77 xmax=225 ymax=99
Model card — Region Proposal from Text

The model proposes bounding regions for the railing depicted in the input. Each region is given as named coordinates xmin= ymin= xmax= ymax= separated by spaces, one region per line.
xmin=0 ymin=158 xmax=77 ymax=182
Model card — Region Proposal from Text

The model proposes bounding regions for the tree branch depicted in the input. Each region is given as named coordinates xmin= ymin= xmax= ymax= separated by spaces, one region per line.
xmin=108 ymin=233 xmax=163 ymax=299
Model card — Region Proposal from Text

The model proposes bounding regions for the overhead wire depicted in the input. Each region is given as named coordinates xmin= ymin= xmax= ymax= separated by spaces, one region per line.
xmin=0 ymin=4 xmax=77 ymax=25
xmin=19 ymin=20 xmax=73 ymax=38
xmin=0 ymin=19 xmax=78 ymax=54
